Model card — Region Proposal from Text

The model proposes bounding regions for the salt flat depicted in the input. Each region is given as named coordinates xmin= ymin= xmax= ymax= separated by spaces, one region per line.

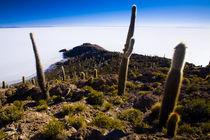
xmin=0 ymin=26 xmax=209 ymax=83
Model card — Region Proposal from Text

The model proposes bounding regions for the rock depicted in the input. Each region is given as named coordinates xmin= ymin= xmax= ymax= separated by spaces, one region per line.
xmin=50 ymin=85 xmax=63 ymax=96
xmin=70 ymin=127 xmax=105 ymax=140
xmin=28 ymin=87 xmax=43 ymax=100
xmin=133 ymin=93 xmax=159 ymax=112
xmin=105 ymin=75 xmax=118 ymax=86
xmin=71 ymin=89 xmax=86 ymax=101
xmin=120 ymin=134 xmax=140 ymax=140
xmin=106 ymin=129 xmax=127 ymax=140
xmin=7 ymin=85 xmax=35 ymax=102
xmin=50 ymin=84 xmax=77 ymax=96
xmin=5 ymin=89 xmax=15 ymax=97
xmin=92 ymin=78 xmax=106 ymax=89
xmin=18 ymin=135 xmax=28 ymax=140
xmin=76 ymin=80 xmax=87 ymax=88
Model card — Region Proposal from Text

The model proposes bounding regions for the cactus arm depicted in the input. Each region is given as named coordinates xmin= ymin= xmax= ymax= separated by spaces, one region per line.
xmin=124 ymin=5 xmax=136 ymax=53
xmin=159 ymin=43 xmax=186 ymax=128
xmin=124 ymin=38 xmax=135 ymax=58
xmin=167 ymin=112 xmax=180 ymax=137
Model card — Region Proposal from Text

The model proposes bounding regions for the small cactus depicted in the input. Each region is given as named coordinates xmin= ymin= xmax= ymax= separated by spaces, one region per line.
xmin=118 ymin=5 xmax=136 ymax=95
xmin=32 ymin=78 xmax=36 ymax=85
xmin=93 ymin=68 xmax=98 ymax=78
xmin=159 ymin=43 xmax=186 ymax=128
xmin=2 ymin=81 xmax=6 ymax=89
xmin=81 ymin=72 xmax=85 ymax=80
xmin=61 ymin=66 xmax=66 ymax=81
xmin=30 ymin=33 xmax=50 ymax=100
xmin=167 ymin=112 xmax=180 ymax=137
xmin=22 ymin=76 xmax=26 ymax=85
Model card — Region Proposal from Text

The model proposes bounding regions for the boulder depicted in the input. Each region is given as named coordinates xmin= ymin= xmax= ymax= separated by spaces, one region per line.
xmin=105 ymin=129 xmax=127 ymax=140
xmin=133 ymin=93 xmax=159 ymax=112
xmin=70 ymin=127 xmax=105 ymax=140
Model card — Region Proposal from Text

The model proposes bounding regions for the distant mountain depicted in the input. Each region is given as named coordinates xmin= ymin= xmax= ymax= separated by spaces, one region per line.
xmin=61 ymin=43 xmax=108 ymax=58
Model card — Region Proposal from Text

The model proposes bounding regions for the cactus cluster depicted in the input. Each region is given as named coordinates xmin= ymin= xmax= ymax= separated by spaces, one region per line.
xmin=30 ymin=33 xmax=50 ymax=100
xmin=118 ymin=5 xmax=136 ymax=95
xmin=158 ymin=43 xmax=186 ymax=128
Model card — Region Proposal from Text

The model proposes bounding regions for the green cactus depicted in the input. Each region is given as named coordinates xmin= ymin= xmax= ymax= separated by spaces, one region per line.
xmin=93 ymin=68 xmax=98 ymax=78
xmin=22 ymin=76 xmax=26 ymax=85
xmin=118 ymin=5 xmax=136 ymax=95
xmin=81 ymin=72 xmax=85 ymax=80
xmin=29 ymin=33 xmax=50 ymax=100
xmin=61 ymin=66 xmax=66 ymax=81
xmin=118 ymin=38 xmax=135 ymax=95
xmin=2 ymin=81 xmax=6 ymax=89
xmin=167 ymin=112 xmax=180 ymax=137
xmin=159 ymin=43 xmax=186 ymax=128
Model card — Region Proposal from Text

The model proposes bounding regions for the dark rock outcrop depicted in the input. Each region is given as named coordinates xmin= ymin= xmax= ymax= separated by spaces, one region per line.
xmin=133 ymin=93 xmax=160 ymax=112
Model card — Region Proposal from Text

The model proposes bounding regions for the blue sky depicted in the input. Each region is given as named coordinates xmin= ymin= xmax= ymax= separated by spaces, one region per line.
xmin=0 ymin=0 xmax=210 ymax=27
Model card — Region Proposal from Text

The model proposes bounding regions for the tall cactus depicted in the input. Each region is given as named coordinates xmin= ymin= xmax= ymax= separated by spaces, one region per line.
xmin=158 ymin=43 xmax=186 ymax=128
xmin=29 ymin=33 xmax=50 ymax=100
xmin=61 ymin=66 xmax=66 ymax=81
xmin=118 ymin=5 xmax=136 ymax=95
xmin=167 ymin=112 xmax=180 ymax=137
xmin=22 ymin=76 xmax=26 ymax=85
xmin=2 ymin=81 xmax=6 ymax=89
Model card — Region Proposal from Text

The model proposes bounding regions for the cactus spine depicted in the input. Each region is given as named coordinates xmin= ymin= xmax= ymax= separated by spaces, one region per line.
xmin=118 ymin=5 xmax=136 ymax=95
xmin=29 ymin=33 xmax=50 ymax=100
xmin=93 ymin=68 xmax=98 ymax=78
xmin=61 ymin=66 xmax=66 ymax=81
xmin=159 ymin=43 xmax=186 ymax=128
xmin=2 ymin=81 xmax=6 ymax=89
xmin=22 ymin=76 xmax=26 ymax=85
xmin=167 ymin=112 xmax=180 ymax=137
xmin=81 ymin=72 xmax=85 ymax=80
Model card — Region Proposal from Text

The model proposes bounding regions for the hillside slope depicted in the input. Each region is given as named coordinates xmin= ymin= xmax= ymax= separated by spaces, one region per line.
xmin=0 ymin=43 xmax=209 ymax=139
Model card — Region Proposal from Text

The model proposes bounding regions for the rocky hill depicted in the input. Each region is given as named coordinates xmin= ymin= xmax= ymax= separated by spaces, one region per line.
xmin=0 ymin=43 xmax=209 ymax=140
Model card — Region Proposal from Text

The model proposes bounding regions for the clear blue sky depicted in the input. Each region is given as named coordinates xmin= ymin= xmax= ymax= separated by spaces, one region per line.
xmin=0 ymin=0 xmax=210 ymax=27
